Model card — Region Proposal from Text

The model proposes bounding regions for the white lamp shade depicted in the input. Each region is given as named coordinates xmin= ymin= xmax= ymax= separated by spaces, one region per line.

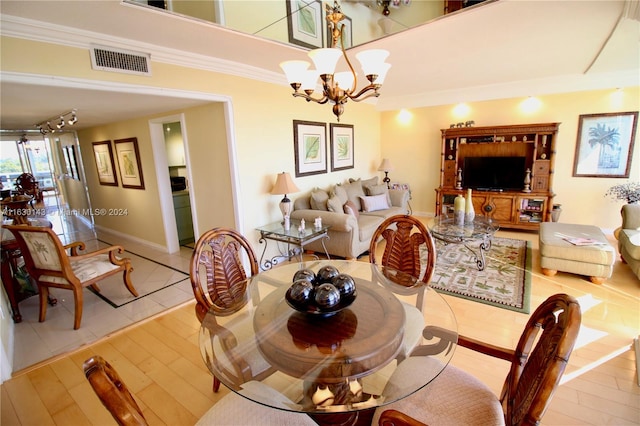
xmin=308 ymin=48 xmax=343 ymax=75
xmin=334 ymin=71 xmax=355 ymax=90
xmin=378 ymin=158 xmax=394 ymax=172
xmin=373 ymin=63 xmax=392 ymax=84
xmin=280 ymin=60 xmax=310 ymax=84
xmin=300 ymin=70 xmax=320 ymax=91
xmin=355 ymin=49 xmax=390 ymax=75
xmin=271 ymin=172 xmax=300 ymax=195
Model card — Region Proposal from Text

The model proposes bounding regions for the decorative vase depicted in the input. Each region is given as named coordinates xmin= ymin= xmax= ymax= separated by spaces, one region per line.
xmin=454 ymin=194 xmax=465 ymax=225
xmin=465 ymin=188 xmax=475 ymax=223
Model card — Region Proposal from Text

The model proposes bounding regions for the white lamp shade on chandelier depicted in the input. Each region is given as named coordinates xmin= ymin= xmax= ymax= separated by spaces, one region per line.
xmin=271 ymin=172 xmax=300 ymax=219
xmin=279 ymin=1 xmax=391 ymax=121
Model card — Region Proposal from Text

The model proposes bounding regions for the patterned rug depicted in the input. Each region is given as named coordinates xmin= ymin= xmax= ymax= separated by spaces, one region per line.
xmin=429 ymin=237 xmax=532 ymax=313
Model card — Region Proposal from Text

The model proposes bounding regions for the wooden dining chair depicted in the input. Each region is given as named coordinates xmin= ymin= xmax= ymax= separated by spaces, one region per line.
xmin=4 ymin=224 xmax=138 ymax=329
xmin=368 ymin=215 xmax=437 ymax=360
xmin=375 ymin=293 xmax=582 ymax=426
xmin=84 ymin=355 xmax=316 ymax=426
xmin=190 ymin=227 xmax=271 ymax=392
xmin=14 ymin=173 xmax=42 ymax=204
xmin=84 ymin=355 xmax=148 ymax=426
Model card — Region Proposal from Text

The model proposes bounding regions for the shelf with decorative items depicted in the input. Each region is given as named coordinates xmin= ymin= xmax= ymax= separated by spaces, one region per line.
xmin=436 ymin=122 xmax=560 ymax=230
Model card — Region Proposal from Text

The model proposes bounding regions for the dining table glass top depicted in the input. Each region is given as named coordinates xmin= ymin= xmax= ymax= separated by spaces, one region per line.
xmin=198 ymin=259 xmax=458 ymax=415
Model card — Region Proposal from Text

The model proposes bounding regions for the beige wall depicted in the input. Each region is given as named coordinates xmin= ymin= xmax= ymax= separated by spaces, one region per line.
xmin=380 ymin=87 xmax=640 ymax=231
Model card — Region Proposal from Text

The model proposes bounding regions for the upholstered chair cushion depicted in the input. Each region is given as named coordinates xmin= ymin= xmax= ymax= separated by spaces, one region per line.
xmin=196 ymin=381 xmax=316 ymax=425
xmin=40 ymin=254 xmax=121 ymax=285
xmin=22 ymin=232 xmax=62 ymax=270
xmin=373 ymin=358 xmax=505 ymax=426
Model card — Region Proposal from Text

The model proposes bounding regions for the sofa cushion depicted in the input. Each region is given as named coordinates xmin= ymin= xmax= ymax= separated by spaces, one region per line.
xmin=327 ymin=194 xmax=343 ymax=213
xmin=357 ymin=214 xmax=383 ymax=243
xmin=351 ymin=176 xmax=378 ymax=188
xmin=361 ymin=194 xmax=391 ymax=212
xmin=310 ymin=188 xmax=329 ymax=211
xmin=344 ymin=200 xmax=359 ymax=218
xmin=332 ymin=185 xmax=349 ymax=205
xmin=364 ymin=183 xmax=392 ymax=206
xmin=340 ymin=180 xmax=366 ymax=211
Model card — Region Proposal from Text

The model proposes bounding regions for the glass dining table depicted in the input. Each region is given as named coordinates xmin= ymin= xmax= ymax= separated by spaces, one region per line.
xmin=198 ymin=259 xmax=458 ymax=425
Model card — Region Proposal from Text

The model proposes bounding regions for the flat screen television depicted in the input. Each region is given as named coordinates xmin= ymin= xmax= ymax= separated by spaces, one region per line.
xmin=462 ymin=156 xmax=526 ymax=191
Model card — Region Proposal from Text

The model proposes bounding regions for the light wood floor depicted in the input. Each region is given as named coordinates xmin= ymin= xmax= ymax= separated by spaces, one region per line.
xmin=1 ymin=227 xmax=639 ymax=425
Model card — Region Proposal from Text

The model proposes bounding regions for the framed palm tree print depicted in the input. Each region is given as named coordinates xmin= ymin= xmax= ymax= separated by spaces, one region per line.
xmin=572 ymin=111 xmax=638 ymax=178
xmin=330 ymin=123 xmax=354 ymax=171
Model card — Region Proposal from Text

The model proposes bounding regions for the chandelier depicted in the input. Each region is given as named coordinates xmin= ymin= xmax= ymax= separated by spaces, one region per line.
xmin=35 ymin=109 xmax=78 ymax=134
xmin=280 ymin=1 xmax=391 ymax=121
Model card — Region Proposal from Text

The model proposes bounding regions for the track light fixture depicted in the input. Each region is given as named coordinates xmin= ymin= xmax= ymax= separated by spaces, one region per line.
xmin=35 ymin=109 xmax=78 ymax=134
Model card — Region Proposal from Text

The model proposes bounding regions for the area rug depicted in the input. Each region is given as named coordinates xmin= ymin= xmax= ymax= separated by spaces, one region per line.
xmin=429 ymin=237 xmax=532 ymax=313
xmin=88 ymin=244 xmax=191 ymax=308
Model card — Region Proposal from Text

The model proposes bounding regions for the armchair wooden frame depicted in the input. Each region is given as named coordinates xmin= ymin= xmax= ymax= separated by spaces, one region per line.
xmin=378 ymin=293 xmax=582 ymax=426
xmin=84 ymin=355 xmax=148 ymax=426
xmin=4 ymin=225 xmax=137 ymax=329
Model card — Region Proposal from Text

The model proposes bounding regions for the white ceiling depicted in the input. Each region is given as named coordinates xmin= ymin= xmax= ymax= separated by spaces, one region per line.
xmin=1 ymin=0 xmax=638 ymax=133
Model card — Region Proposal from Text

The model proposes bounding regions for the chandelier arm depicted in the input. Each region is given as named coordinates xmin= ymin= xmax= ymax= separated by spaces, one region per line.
xmin=347 ymin=86 xmax=381 ymax=101
xmin=292 ymin=92 xmax=330 ymax=104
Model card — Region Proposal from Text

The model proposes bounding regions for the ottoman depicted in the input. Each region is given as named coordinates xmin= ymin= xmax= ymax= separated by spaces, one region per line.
xmin=539 ymin=222 xmax=616 ymax=284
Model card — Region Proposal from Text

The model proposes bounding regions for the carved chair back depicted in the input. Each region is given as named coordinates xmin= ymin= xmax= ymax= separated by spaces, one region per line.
xmin=501 ymin=293 xmax=581 ymax=425
xmin=369 ymin=215 xmax=437 ymax=286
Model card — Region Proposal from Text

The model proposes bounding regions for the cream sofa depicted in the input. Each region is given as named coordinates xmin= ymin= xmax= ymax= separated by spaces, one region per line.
xmin=290 ymin=177 xmax=410 ymax=259
xmin=619 ymin=203 xmax=640 ymax=280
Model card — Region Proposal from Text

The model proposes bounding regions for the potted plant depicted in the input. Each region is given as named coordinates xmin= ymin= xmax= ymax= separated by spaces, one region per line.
xmin=605 ymin=182 xmax=640 ymax=204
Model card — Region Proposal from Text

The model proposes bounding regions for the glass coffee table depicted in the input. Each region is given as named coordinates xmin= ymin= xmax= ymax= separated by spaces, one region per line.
xmin=256 ymin=220 xmax=330 ymax=270
xmin=429 ymin=216 xmax=498 ymax=271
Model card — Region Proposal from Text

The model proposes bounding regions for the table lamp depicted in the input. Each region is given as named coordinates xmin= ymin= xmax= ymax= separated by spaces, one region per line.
xmin=378 ymin=158 xmax=394 ymax=188
xmin=271 ymin=172 xmax=300 ymax=222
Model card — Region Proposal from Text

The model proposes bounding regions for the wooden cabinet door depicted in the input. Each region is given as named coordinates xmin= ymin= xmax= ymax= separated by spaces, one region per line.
xmin=475 ymin=194 xmax=515 ymax=223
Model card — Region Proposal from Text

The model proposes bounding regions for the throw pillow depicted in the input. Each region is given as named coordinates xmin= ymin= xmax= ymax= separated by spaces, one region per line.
xmin=364 ymin=183 xmax=392 ymax=206
xmin=341 ymin=180 xmax=366 ymax=211
xmin=350 ymin=176 xmax=378 ymax=189
xmin=343 ymin=200 xmax=360 ymax=218
xmin=360 ymin=194 xmax=390 ymax=212
xmin=327 ymin=194 xmax=343 ymax=213
xmin=331 ymin=185 xmax=349 ymax=205
xmin=310 ymin=188 xmax=329 ymax=211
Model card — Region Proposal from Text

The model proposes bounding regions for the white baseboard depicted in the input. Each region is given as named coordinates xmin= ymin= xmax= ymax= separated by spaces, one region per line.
xmin=94 ymin=224 xmax=170 ymax=253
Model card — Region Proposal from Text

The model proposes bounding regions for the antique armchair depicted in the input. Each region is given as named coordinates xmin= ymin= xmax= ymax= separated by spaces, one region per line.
xmin=369 ymin=215 xmax=437 ymax=359
xmin=190 ymin=227 xmax=272 ymax=392
xmin=375 ymin=293 xmax=582 ymax=426
xmin=14 ymin=173 xmax=42 ymax=204
xmin=84 ymin=355 xmax=148 ymax=426
xmin=4 ymin=225 xmax=138 ymax=329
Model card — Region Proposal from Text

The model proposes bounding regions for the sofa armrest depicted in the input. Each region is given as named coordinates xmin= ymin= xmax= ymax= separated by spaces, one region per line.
xmin=621 ymin=204 xmax=640 ymax=230
xmin=290 ymin=209 xmax=358 ymax=233
xmin=389 ymin=189 xmax=410 ymax=211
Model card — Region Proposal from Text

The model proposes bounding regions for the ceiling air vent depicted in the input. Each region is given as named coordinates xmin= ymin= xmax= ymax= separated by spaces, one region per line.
xmin=90 ymin=46 xmax=151 ymax=76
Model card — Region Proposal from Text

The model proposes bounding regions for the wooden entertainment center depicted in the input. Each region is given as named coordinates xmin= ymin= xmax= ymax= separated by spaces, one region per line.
xmin=436 ymin=122 xmax=560 ymax=230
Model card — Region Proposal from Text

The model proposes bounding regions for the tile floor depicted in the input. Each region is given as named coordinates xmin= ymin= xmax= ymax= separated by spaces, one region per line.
xmin=6 ymin=195 xmax=195 ymax=372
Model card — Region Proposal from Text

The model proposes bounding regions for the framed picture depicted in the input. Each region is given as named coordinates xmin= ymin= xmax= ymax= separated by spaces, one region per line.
xmin=92 ymin=141 xmax=118 ymax=186
xmin=293 ymin=120 xmax=327 ymax=177
xmin=572 ymin=111 xmax=638 ymax=178
xmin=114 ymin=137 xmax=145 ymax=189
xmin=330 ymin=123 xmax=354 ymax=171
xmin=326 ymin=14 xmax=352 ymax=48
xmin=286 ymin=0 xmax=323 ymax=49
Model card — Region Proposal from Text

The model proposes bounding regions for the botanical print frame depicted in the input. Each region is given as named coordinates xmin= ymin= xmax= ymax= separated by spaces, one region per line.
xmin=326 ymin=14 xmax=352 ymax=48
xmin=286 ymin=0 xmax=323 ymax=49
xmin=92 ymin=141 xmax=118 ymax=186
xmin=330 ymin=123 xmax=354 ymax=171
xmin=293 ymin=120 xmax=327 ymax=177
xmin=114 ymin=137 xmax=145 ymax=189
xmin=572 ymin=111 xmax=638 ymax=178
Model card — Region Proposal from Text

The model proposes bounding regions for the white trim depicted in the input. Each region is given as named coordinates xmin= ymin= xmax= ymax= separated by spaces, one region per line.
xmin=95 ymin=224 xmax=170 ymax=253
